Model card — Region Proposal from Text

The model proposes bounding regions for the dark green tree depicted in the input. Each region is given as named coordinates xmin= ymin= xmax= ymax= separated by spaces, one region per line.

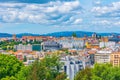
xmin=72 ymin=32 xmax=77 ymax=37
xmin=23 ymin=56 xmax=27 ymax=62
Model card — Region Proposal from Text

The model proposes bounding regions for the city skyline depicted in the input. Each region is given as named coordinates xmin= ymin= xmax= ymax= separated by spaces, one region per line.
xmin=0 ymin=0 xmax=120 ymax=34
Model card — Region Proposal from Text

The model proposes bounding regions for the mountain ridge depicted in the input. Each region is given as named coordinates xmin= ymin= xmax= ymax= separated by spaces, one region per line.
xmin=0 ymin=31 xmax=120 ymax=38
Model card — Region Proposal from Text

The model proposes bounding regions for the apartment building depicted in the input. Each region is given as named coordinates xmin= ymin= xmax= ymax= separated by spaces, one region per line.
xmin=94 ymin=50 xmax=112 ymax=63
xmin=60 ymin=56 xmax=83 ymax=80
xmin=57 ymin=38 xmax=85 ymax=49
xmin=110 ymin=52 xmax=120 ymax=67
xmin=99 ymin=41 xmax=116 ymax=48
xmin=41 ymin=40 xmax=62 ymax=51
xmin=14 ymin=44 xmax=32 ymax=51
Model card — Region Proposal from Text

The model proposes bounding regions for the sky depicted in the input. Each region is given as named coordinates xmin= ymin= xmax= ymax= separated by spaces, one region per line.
xmin=0 ymin=0 xmax=120 ymax=34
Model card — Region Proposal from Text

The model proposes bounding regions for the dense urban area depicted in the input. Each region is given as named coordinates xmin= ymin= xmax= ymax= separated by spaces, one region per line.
xmin=0 ymin=33 xmax=120 ymax=80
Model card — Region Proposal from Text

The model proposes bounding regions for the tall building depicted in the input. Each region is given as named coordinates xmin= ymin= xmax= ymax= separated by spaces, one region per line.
xmin=110 ymin=52 xmax=120 ymax=67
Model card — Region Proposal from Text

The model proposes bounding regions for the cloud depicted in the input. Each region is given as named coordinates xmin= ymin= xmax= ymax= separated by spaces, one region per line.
xmin=90 ymin=1 xmax=120 ymax=30
xmin=0 ymin=1 xmax=83 ymax=25
xmin=92 ymin=1 xmax=120 ymax=17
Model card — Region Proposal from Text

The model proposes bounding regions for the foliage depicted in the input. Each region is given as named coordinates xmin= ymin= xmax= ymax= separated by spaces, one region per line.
xmin=0 ymin=40 xmax=42 ymax=51
xmin=55 ymin=72 xmax=67 ymax=80
xmin=74 ymin=67 xmax=92 ymax=80
xmin=0 ymin=54 xmax=23 ymax=79
xmin=72 ymin=32 xmax=77 ymax=37
xmin=0 ymin=40 xmax=22 ymax=50
xmin=16 ymin=66 xmax=31 ymax=80
xmin=1 ymin=76 xmax=17 ymax=80
xmin=75 ymin=63 xmax=120 ymax=80
xmin=23 ymin=56 xmax=27 ymax=62
xmin=26 ymin=55 xmax=67 ymax=80
xmin=0 ymin=54 xmax=66 ymax=80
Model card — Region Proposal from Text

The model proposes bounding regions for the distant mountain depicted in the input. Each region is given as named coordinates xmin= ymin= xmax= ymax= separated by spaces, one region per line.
xmin=0 ymin=33 xmax=12 ymax=38
xmin=0 ymin=33 xmax=40 ymax=38
xmin=0 ymin=31 xmax=120 ymax=38
xmin=43 ymin=31 xmax=94 ymax=37
xmin=16 ymin=33 xmax=40 ymax=38
xmin=43 ymin=31 xmax=120 ymax=37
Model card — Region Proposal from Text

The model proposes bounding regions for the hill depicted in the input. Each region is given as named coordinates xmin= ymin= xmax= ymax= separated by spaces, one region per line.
xmin=0 ymin=31 xmax=120 ymax=38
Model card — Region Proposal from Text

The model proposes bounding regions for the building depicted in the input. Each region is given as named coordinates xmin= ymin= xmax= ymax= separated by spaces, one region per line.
xmin=41 ymin=40 xmax=62 ymax=51
xmin=101 ymin=37 xmax=108 ymax=42
xmin=32 ymin=44 xmax=41 ymax=51
xmin=92 ymin=33 xmax=97 ymax=38
xmin=12 ymin=34 xmax=17 ymax=40
xmin=14 ymin=44 xmax=32 ymax=51
xmin=110 ymin=52 xmax=120 ymax=67
xmin=60 ymin=56 xmax=83 ymax=80
xmin=99 ymin=41 xmax=116 ymax=48
xmin=88 ymin=49 xmax=97 ymax=65
xmin=22 ymin=36 xmax=55 ymax=42
xmin=57 ymin=38 xmax=85 ymax=49
xmin=94 ymin=50 xmax=112 ymax=63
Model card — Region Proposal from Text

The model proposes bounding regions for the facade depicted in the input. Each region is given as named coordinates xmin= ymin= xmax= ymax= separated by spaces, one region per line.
xmin=32 ymin=44 xmax=41 ymax=51
xmin=60 ymin=56 xmax=84 ymax=80
xmin=14 ymin=44 xmax=32 ymax=51
xmin=94 ymin=51 xmax=112 ymax=63
xmin=110 ymin=52 xmax=120 ymax=67
xmin=41 ymin=41 xmax=62 ymax=51
xmin=57 ymin=39 xmax=85 ymax=49
xmin=99 ymin=41 xmax=116 ymax=48
xmin=15 ymin=53 xmax=24 ymax=61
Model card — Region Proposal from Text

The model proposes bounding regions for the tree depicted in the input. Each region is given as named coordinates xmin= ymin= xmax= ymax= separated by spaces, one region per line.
xmin=74 ymin=67 xmax=92 ymax=80
xmin=55 ymin=72 xmax=67 ymax=80
xmin=23 ymin=56 xmax=27 ymax=62
xmin=16 ymin=66 xmax=31 ymax=80
xmin=0 ymin=54 xmax=23 ymax=79
xmin=74 ymin=63 xmax=120 ymax=80
xmin=72 ymin=32 xmax=77 ymax=37
xmin=26 ymin=55 xmax=67 ymax=80
xmin=1 ymin=76 xmax=17 ymax=80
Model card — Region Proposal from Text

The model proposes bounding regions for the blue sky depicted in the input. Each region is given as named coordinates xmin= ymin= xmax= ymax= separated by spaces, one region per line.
xmin=0 ymin=0 xmax=120 ymax=34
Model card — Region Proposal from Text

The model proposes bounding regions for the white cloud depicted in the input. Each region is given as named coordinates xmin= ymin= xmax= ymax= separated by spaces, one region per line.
xmin=0 ymin=1 xmax=82 ymax=25
xmin=92 ymin=20 xmax=111 ymax=25
xmin=73 ymin=18 xmax=83 ymax=24
xmin=92 ymin=1 xmax=120 ymax=17
xmin=90 ymin=1 xmax=120 ymax=29
xmin=114 ymin=21 xmax=120 ymax=26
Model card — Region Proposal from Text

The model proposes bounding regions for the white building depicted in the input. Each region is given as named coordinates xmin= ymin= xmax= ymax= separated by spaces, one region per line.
xmin=99 ymin=41 xmax=116 ymax=48
xmin=95 ymin=50 xmax=112 ymax=63
xmin=14 ymin=44 xmax=32 ymax=51
xmin=57 ymin=39 xmax=85 ymax=49
xmin=60 ymin=56 xmax=84 ymax=80
xmin=41 ymin=41 xmax=62 ymax=51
